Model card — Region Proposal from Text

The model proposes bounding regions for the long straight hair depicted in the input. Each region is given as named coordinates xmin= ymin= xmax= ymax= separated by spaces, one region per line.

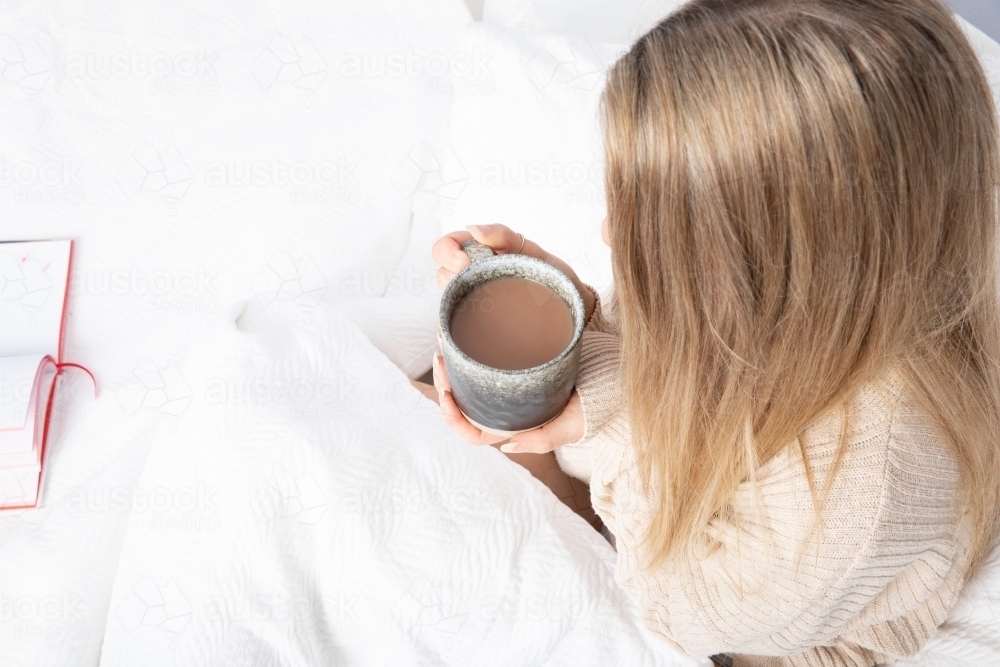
xmin=601 ymin=0 xmax=1000 ymax=578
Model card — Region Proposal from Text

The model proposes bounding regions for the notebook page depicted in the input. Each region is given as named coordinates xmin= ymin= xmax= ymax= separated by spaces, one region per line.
xmin=0 ymin=465 xmax=41 ymax=507
xmin=0 ymin=353 xmax=47 ymax=455
xmin=0 ymin=240 xmax=72 ymax=360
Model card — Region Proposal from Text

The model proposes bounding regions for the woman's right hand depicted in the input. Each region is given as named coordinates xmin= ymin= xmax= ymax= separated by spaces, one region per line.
xmin=431 ymin=224 xmax=596 ymax=321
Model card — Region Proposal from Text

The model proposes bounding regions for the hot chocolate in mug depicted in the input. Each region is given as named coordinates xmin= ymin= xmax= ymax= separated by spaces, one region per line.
xmin=438 ymin=239 xmax=586 ymax=437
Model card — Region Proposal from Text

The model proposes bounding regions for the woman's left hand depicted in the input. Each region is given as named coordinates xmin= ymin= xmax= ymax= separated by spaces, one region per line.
xmin=431 ymin=351 xmax=585 ymax=453
xmin=503 ymin=390 xmax=584 ymax=454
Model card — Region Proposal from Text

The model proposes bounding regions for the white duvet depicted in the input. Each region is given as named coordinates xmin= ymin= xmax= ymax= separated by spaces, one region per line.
xmin=1 ymin=0 xmax=998 ymax=664
xmin=96 ymin=299 xmax=694 ymax=666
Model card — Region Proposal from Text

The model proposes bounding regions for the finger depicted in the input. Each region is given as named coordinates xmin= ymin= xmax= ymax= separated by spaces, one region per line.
xmin=431 ymin=232 xmax=474 ymax=273
xmin=501 ymin=425 xmax=558 ymax=454
xmin=432 ymin=353 xmax=451 ymax=393
xmin=439 ymin=387 xmax=505 ymax=445
xmin=435 ymin=266 xmax=456 ymax=291
xmin=466 ymin=223 xmax=551 ymax=262
xmin=501 ymin=414 xmax=564 ymax=453
xmin=433 ymin=357 xmax=506 ymax=446
xmin=438 ymin=388 xmax=484 ymax=443
xmin=502 ymin=393 xmax=583 ymax=454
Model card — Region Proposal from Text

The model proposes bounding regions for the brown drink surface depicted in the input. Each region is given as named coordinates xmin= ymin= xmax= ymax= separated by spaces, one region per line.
xmin=450 ymin=277 xmax=574 ymax=370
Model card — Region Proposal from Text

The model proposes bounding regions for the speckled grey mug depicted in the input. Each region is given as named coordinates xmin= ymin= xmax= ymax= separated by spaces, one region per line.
xmin=439 ymin=239 xmax=586 ymax=437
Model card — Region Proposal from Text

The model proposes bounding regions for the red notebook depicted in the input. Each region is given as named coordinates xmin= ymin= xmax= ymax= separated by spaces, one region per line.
xmin=0 ymin=239 xmax=74 ymax=509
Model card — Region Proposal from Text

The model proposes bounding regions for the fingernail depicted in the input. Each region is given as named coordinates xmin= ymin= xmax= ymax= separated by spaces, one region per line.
xmin=500 ymin=441 xmax=520 ymax=453
xmin=466 ymin=224 xmax=491 ymax=237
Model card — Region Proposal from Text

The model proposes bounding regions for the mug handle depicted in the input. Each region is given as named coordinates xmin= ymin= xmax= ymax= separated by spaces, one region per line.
xmin=461 ymin=239 xmax=495 ymax=264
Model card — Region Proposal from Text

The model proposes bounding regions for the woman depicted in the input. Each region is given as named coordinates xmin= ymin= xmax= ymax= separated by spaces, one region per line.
xmin=428 ymin=0 xmax=1000 ymax=664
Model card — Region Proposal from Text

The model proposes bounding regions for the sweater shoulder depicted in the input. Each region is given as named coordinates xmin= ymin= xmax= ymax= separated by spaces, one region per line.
xmin=834 ymin=370 xmax=959 ymax=504
xmin=745 ymin=370 xmax=962 ymax=559
xmin=854 ymin=372 xmax=966 ymax=573
xmin=794 ymin=371 xmax=961 ymax=564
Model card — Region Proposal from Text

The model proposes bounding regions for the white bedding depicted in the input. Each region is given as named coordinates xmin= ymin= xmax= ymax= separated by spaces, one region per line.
xmin=0 ymin=0 xmax=466 ymax=659
xmin=1 ymin=0 xmax=998 ymax=664
xmin=97 ymin=299 xmax=697 ymax=666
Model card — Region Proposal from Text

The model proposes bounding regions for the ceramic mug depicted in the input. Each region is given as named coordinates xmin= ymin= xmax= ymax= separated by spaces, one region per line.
xmin=438 ymin=239 xmax=586 ymax=436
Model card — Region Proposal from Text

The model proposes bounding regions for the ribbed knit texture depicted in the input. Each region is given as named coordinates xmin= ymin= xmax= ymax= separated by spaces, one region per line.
xmin=554 ymin=286 xmax=972 ymax=667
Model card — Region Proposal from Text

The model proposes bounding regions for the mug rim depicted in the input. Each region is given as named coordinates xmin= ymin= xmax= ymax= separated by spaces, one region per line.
xmin=438 ymin=254 xmax=586 ymax=376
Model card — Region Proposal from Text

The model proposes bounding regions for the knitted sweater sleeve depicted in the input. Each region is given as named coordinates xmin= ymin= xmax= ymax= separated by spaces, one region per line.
xmin=574 ymin=285 xmax=624 ymax=441
xmin=570 ymin=287 xmax=970 ymax=666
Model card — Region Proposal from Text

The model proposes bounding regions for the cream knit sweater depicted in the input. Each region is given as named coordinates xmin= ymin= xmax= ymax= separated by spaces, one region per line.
xmin=555 ymin=286 xmax=973 ymax=667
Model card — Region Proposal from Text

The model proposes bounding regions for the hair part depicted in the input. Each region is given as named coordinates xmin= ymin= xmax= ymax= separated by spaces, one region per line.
xmin=601 ymin=0 xmax=1000 ymax=578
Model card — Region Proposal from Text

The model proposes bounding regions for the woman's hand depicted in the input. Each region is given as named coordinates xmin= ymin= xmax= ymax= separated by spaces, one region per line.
xmin=431 ymin=352 xmax=585 ymax=452
xmin=431 ymin=224 xmax=596 ymax=321
xmin=431 ymin=351 xmax=509 ymax=446
xmin=503 ymin=390 xmax=584 ymax=453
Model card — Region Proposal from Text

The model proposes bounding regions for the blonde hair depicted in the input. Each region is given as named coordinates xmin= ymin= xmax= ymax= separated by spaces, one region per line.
xmin=601 ymin=0 xmax=1000 ymax=578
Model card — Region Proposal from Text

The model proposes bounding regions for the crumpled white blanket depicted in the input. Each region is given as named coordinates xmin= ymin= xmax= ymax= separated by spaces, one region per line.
xmin=93 ymin=300 xmax=702 ymax=666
